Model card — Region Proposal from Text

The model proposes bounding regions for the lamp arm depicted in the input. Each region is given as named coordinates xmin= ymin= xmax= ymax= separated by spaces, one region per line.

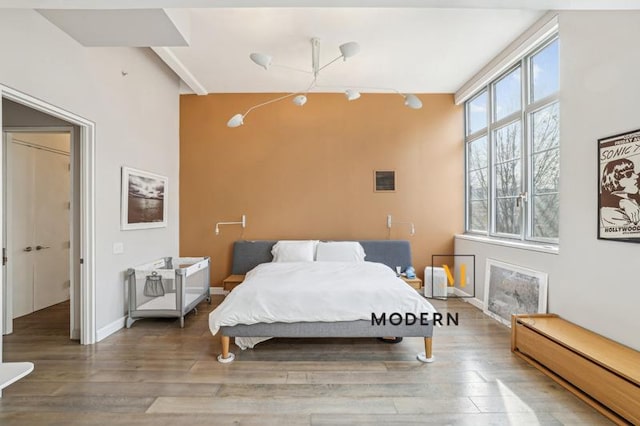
xmin=214 ymin=215 xmax=247 ymax=235
xmin=216 ymin=221 xmax=243 ymax=226
xmin=353 ymin=85 xmax=402 ymax=95
xmin=271 ymin=63 xmax=313 ymax=74
xmin=387 ymin=215 xmax=415 ymax=236
xmin=242 ymin=92 xmax=298 ymax=117
xmin=241 ymin=79 xmax=318 ymax=120
xmin=312 ymin=84 xmax=421 ymax=109
xmin=317 ymin=54 xmax=344 ymax=72
xmin=313 ymin=83 xmax=405 ymax=96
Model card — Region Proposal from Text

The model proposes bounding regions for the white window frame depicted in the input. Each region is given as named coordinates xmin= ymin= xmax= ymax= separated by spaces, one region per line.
xmin=465 ymin=91 xmax=489 ymax=234
xmin=463 ymin=34 xmax=559 ymax=245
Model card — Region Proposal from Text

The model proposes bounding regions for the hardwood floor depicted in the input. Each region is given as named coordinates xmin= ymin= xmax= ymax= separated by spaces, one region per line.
xmin=1 ymin=297 xmax=612 ymax=425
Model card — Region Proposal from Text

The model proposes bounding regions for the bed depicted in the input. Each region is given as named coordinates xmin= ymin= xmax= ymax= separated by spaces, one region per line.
xmin=209 ymin=240 xmax=437 ymax=363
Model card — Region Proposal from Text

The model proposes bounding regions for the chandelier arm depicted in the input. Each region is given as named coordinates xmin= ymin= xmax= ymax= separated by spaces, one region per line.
xmin=317 ymin=55 xmax=344 ymax=72
xmin=313 ymin=83 xmax=401 ymax=95
xmin=350 ymin=85 xmax=402 ymax=95
xmin=311 ymin=84 xmax=422 ymax=109
xmin=304 ymin=77 xmax=317 ymax=93
xmin=271 ymin=64 xmax=313 ymax=74
xmin=242 ymin=92 xmax=299 ymax=117
xmin=242 ymin=78 xmax=318 ymax=118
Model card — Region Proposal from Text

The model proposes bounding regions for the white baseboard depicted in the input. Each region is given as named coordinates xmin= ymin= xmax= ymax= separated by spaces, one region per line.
xmin=452 ymin=288 xmax=484 ymax=310
xmin=451 ymin=287 xmax=472 ymax=298
xmin=97 ymin=288 xmax=225 ymax=342
xmin=96 ymin=315 xmax=126 ymax=342
xmin=464 ymin=297 xmax=484 ymax=310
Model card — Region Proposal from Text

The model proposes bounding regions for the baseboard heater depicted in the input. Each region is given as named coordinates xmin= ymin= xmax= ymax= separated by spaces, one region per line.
xmin=511 ymin=314 xmax=640 ymax=425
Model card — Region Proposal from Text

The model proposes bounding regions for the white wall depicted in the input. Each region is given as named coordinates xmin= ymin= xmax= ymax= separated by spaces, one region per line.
xmin=555 ymin=10 xmax=640 ymax=350
xmin=456 ymin=11 xmax=640 ymax=351
xmin=0 ymin=10 xmax=180 ymax=336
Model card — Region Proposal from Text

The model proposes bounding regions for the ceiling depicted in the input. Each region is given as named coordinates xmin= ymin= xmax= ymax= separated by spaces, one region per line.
xmin=165 ymin=8 xmax=545 ymax=94
xmin=11 ymin=1 xmax=640 ymax=95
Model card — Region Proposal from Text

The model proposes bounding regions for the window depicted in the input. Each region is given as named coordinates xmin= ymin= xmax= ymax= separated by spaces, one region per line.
xmin=465 ymin=36 xmax=559 ymax=243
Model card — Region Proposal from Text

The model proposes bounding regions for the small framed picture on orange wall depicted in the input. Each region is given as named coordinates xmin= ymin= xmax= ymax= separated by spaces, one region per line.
xmin=374 ymin=170 xmax=396 ymax=192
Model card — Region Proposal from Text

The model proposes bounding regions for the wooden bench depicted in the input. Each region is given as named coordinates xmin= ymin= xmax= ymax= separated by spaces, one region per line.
xmin=512 ymin=314 xmax=640 ymax=425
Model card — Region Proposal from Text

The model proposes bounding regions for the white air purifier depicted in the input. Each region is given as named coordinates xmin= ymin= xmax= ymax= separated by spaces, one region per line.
xmin=424 ymin=266 xmax=448 ymax=299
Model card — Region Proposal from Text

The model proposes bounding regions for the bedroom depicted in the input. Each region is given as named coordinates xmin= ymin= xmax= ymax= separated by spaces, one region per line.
xmin=0 ymin=2 xmax=639 ymax=425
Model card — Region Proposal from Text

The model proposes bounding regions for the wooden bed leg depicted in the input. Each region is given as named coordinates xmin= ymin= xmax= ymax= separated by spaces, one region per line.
xmin=221 ymin=335 xmax=229 ymax=358
xmin=217 ymin=335 xmax=235 ymax=363
xmin=417 ymin=337 xmax=434 ymax=363
xmin=425 ymin=337 xmax=433 ymax=359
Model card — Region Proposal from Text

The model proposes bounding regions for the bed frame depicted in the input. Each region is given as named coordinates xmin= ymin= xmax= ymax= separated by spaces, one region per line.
xmin=218 ymin=240 xmax=434 ymax=363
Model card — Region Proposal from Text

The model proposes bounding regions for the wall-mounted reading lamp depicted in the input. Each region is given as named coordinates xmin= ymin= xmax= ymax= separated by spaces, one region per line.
xmin=387 ymin=214 xmax=415 ymax=235
xmin=215 ymin=215 xmax=246 ymax=235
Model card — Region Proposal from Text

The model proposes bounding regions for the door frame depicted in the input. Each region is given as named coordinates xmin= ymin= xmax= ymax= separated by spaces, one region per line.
xmin=0 ymin=85 xmax=96 ymax=345
xmin=4 ymin=128 xmax=75 ymax=336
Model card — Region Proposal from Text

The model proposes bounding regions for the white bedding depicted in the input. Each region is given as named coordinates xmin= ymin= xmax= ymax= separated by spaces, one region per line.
xmin=209 ymin=261 xmax=437 ymax=349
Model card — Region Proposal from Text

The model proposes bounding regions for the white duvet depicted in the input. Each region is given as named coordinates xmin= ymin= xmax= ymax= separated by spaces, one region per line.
xmin=209 ymin=261 xmax=437 ymax=349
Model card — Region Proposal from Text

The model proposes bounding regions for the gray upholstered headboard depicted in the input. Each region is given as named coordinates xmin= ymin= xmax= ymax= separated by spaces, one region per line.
xmin=231 ymin=240 xmax=412 ymax=275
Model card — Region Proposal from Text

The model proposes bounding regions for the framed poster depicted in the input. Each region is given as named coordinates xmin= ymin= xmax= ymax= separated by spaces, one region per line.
xmin=121 ymin=167 xmax=168 ymax=230
xmin=598 ymin=128 xmax=640 ymax=242
xmin=484 ymin=259 xmax=548 ymax=327
xmin=374 ymin=170 xmax=396 ymax=192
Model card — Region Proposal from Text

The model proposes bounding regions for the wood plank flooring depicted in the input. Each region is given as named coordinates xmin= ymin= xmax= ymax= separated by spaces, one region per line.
xmin=0 ymin=297 xmax=613 ymax=425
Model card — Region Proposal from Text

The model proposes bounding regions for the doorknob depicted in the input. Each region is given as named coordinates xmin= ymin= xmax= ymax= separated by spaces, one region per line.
xmin=23 ymin=246 xmax=33 ymax=252
xmin=35 ymin=245 xmax=50 ymax=251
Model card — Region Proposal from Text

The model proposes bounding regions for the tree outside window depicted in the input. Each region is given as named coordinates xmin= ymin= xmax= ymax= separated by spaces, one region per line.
xmin=465 ymin=37 xmax=559 ymax=243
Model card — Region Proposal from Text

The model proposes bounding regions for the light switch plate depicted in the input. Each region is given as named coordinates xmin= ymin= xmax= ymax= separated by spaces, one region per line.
xmin=113 ymin=242 xmax=124 ymax=254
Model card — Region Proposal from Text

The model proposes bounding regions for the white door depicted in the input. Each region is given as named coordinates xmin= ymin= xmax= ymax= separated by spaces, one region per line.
xmin=7 ymin=133 xmax=70 ymax=318
xmin=8 ymin=143 xmax=34 ymax=318
xmin=33 ymin=145 xmax=70 ymax=311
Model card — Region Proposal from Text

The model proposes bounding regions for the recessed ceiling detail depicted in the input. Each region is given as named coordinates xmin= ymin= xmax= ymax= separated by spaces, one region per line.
xmin=37 ymin=9 xmax=190 ymax=47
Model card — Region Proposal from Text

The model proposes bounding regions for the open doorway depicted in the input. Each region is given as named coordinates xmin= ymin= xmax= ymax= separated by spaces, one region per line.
xmin=0 ymin=87 xmax=96 ymax=348
xmin=3 ymin=130 xmax=74 ymax=340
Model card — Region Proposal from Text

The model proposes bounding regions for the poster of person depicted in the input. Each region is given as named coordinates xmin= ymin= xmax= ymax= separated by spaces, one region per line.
xmin=598 ymin=128 xmax=640 ymax=242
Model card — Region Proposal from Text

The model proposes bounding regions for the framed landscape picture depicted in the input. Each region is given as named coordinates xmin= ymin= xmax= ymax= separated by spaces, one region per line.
xmin=483 ymin=259 xmax=548 ymax=327
xmin=121 ymin=167 xmax=168 ymax=230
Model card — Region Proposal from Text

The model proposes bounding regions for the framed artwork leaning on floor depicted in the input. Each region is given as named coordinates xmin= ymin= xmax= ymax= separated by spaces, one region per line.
xmin=484 ymin=259 xmax=548 ymax=327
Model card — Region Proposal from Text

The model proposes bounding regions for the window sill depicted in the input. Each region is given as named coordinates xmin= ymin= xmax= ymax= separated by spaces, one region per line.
xmin=455 ymin=234 xmax=559 ymax=255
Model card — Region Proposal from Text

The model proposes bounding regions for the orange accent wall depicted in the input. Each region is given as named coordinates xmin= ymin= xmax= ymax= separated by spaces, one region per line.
xmin=180 ymin=93 xmax=463 ymax=286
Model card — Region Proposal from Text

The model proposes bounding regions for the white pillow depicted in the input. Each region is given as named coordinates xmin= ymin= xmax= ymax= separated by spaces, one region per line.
xmin=315 ymin=241 xmax=366 ymax=262
xmin=271 ymin=240 xmax=317 ymax=262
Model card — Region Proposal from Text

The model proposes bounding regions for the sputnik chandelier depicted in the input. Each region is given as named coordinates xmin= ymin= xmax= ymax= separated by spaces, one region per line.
xmin=227 ymin=38 xmax=423 ymax=128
